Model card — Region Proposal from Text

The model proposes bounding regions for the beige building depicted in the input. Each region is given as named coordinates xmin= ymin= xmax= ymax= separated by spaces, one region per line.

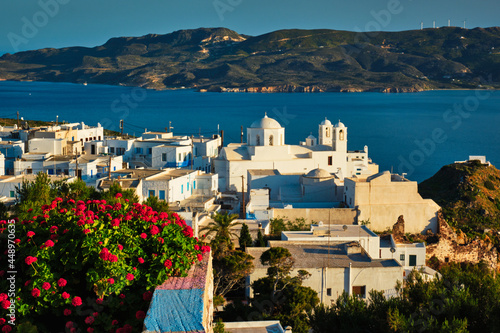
xmin=344 ymin=171 xmax=440 ymax=234
xmin=246 ymin=241 xmax=402 ymax=304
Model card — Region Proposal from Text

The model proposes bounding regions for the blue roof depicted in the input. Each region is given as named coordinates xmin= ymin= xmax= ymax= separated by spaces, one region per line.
xmin=144 ymin=289 xmax=205 ymax=333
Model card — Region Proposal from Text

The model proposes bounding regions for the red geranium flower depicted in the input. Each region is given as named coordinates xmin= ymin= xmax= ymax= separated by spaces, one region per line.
xmin=45 ymin=240 xmax=55 ymax=248
xmin=140 ymin=233 xmax=147 ymax=239
xmin=27 ymin=231 xmax=35 ymax=237
xmin=150 ymin=225 xmax=160 ymax=235
xmin=31 ymin=288 xmax=41 ymax=298
xmin=58 ymin=278 xmax=67 ymax=287
xmin=164 ymin=259 xmax=172 ymax=269
xmin=72 ymin=296 xmax=82 ymax=307
xmin=62 ymin=292 xmax=70 ymax=299
xmin=115 ymin=193 xmax=122 ymax=198
xmin=143 ymin=291 xmax=153 ymax=301
xmin=85 ymin=316 xmax=94 ymax=324
xmin=135 ymin=310 xmax=146 ymax=320
xmin=138 ymin=257 xmax=144 ymax=264
xmin=25 ymin=256 xmax=37 ymax=265
xmin=63 ymin=309 xmax=71 ymax=316
xmin=42 ymin=282 xmax=51 ymax=290
xmin=108 ymin=278 xmax=115 ymax=285
xmin=1 ymin=300 xmax=10 ymax=309
xmin=126 ymin=273 xmax=134 ymax=281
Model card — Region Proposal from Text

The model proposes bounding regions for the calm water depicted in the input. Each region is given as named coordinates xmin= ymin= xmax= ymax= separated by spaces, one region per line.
xmin=1 ymin=81 xmax=499 ymax=182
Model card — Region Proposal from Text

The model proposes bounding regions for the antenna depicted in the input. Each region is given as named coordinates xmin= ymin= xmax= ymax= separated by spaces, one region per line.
xmin=421 ymin=21 xmax=423 ymax=30
xmin=463 ymin=19 xmax=466 ymax=29
xmin=448 ymin=19 xmax=451 ymax=27
xmin=433 ymin=20 xmax=436 ymax=28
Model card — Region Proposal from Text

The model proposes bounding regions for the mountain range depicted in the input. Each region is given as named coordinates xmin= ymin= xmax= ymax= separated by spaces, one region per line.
xmin=1 ymin=27 xmax=499 ymax=92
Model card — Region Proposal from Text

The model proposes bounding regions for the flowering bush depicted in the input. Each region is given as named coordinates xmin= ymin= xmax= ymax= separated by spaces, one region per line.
xmin=0 ymin=194 xmax=210 ymax=332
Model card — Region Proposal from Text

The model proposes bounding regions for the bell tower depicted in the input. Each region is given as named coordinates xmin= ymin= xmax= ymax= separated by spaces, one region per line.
xmin=333 ymin=120 xmax=347 ymax=152
xmin=318 ymin=118 xmax=333 ymax=146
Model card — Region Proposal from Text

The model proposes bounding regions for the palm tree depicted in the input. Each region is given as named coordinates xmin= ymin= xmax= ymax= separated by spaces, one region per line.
xmin=200 ymin=212 xmax=240 ymax=256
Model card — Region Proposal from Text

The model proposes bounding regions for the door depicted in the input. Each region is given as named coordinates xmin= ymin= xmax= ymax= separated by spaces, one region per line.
xmin=409 ymin=255 xmax=417 ymax=266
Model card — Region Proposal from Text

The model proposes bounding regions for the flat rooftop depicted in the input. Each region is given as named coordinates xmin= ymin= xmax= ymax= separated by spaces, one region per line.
xmin=146 ymin=169 xmax=196 ymax=180
xmin=112 ymin=169 xmax=164 ymax=179
xmin=248 ymin=169 xmax=280 ymax=176
xmin=283 ymin=225 xmax=377 ymax=239
xmin=247 ymin=241 xmax=400 ymax=269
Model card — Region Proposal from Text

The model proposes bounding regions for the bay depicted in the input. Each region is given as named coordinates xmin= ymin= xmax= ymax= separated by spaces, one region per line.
xmin=0 ymin=81 xmax=499 ymax=183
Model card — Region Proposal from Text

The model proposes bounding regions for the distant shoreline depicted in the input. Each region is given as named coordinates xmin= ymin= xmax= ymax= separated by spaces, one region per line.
xmin=0 ymin=78 xmax=500 ymax=94
xmin=0 ymin=79 xmax=498 ymax=93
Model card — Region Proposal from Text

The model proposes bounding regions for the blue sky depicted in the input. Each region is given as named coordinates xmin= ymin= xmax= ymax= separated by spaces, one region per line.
xmin=1 ymin=0 xmax=499 ymax=54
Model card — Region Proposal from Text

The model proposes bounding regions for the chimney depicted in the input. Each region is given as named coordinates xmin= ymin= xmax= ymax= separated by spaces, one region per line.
xmin=285 ymin=326 xmax=292 ymax=333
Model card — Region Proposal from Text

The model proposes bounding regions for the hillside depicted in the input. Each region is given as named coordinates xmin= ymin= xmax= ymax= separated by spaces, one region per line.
xmin=1 ymin=27 xmax=499 ymax=92
xmin=419 ymin=160 xmax=500 ymax=235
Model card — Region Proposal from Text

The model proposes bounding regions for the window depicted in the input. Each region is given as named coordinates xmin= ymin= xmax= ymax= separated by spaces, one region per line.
xmin=10 ymin=191 xmax=15 ymax=198
xmin=149 ymin=190 xmax=155 ymax=198
xmin=135 ymin=147 xmax=142 ymax=154
xmin=326 ymin=127 xmax=330 ymax=138
xmin=352 ymin=286 xmax=366 ymax=298
xmin=181 ymin=185 xmax=184 ymax=194
xmin=159 ymin=190 xmax=165 ymax=200
xmin=400 ymin=254 xmax=405 ymax=261
xmin=328 ymin=156 xmax=333 ymax=165
xmin=327 ymin=288 xmax=332 ymax=296
xmin=339 ymin=129 xmax=344 ymax=141
xmin=148 ymin=148 xmax=152 ymax=155
xmin=162 ymin=153 xmax=167 ymax=162
xmin=187 ymin=182 xmax=190 ymax=191
xmin=193 ymin=181 xmax=196 ymax=189
xmin=256 ymin=135 xmax=261 ymax=146
xmin=269 ymin=135 xmax=274 ymax=146
xmin=110 ymin=147 xmax=115 ymax=153
xmin=178 ymin=153 xmax=181 ymax=161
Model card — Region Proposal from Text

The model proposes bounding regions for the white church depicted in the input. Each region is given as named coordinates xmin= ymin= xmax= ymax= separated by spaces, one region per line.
xmin=213 ymin=114 xmax=379 ymax=193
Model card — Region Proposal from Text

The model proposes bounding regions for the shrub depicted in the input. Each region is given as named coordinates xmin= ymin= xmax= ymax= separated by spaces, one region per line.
xmin=484 ymin=180 xmax=495 ymax=191
xmin=1 ymin=195 xmax=209 ymax=332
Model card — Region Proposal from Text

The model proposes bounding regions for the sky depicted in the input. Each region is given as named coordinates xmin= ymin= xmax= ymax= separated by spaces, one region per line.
xmin=0 ymin=0 xmax=499 ymax=55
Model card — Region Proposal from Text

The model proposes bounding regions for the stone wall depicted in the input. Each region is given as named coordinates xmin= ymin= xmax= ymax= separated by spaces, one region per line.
xmin=270 ymin=208 xmax=357 ymax=225
xmin=426 ymin=212 xmax=499 ymax=271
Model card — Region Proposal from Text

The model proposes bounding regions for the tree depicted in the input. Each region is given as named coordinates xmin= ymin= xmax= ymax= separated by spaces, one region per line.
xmin=260 ymin=247 xmax=295 ymax=302
xmin=239 ymin=223 xmax=253 ymax=251
xmin=249 ymin=247 xmax=318 ymax=333
xmin=143 ymin=195 xmax=169 ymax=213
xmin=213 ymin=250 xmax=254 ymax=297
xmin=255 ymin=229 xmax=266 ymax=247
xmin=200 ymin=212 xmax=240 ymax=257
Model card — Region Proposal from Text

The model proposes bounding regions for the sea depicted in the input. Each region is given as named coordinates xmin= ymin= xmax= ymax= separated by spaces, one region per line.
xmin=0 ymin=81 xmax=499 ymax=183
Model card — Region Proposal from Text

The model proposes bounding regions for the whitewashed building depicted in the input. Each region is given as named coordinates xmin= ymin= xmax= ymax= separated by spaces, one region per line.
xmin=214 ymin=114 xmax=378 ymax=193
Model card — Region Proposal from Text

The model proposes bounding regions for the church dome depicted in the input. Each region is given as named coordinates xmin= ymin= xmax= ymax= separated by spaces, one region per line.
xmin=304 ymin=168 xmax=332 ymax=179
xmin=336 ymin=120 xmax=346 ymax=128
xmin=250 ymin=114 xmax=282 ymax=129
xmin=320 ymin=117 xmax=332 ymax=126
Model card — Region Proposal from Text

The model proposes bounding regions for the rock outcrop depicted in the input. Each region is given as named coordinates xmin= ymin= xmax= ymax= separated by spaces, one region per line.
xmin=426 ymin=212 xmax=499 ymax=271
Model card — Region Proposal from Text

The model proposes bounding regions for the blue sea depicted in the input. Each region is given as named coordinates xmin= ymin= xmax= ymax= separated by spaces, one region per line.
xmin=1 ymin=81 xmax=499 ymax=183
